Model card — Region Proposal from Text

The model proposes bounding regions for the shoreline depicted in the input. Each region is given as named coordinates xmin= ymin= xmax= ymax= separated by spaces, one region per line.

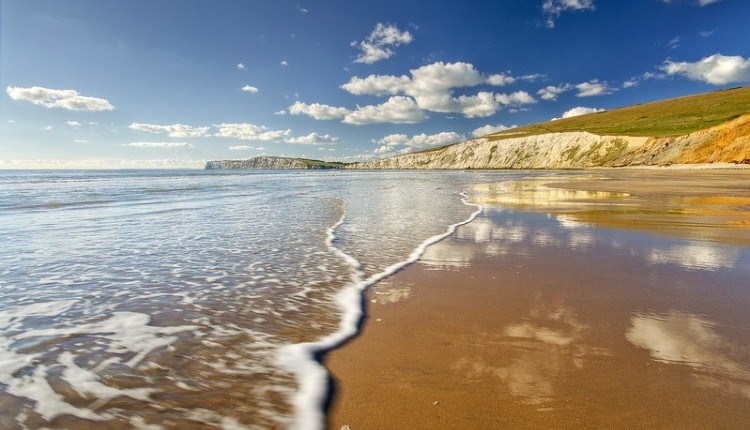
xmin=277 ymin=193 xmax=482 ymax=430
xmin=326 ymin=170 xmax=750 ymax=428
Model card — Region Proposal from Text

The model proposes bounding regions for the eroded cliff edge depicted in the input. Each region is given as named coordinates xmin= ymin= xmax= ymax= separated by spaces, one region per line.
xmin=205 ymin=156 xmax=346 ymax=170
xmin=347 ymin=114 xmax=750 ymax=170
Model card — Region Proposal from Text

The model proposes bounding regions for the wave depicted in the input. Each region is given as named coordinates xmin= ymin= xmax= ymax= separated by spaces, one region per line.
xmin=276 ymin=191 xmax=483 ymax=430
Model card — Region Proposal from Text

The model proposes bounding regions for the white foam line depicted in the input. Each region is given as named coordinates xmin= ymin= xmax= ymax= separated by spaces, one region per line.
xmin=276 ymin=192 xmax=482 ymax=430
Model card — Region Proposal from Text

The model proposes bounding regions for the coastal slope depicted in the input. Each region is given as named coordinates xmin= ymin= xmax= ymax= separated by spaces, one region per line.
xmin=349 ymin=86 xmax=750 ymax=169
xmin=205 ymin=156 xmax=347 ymax=170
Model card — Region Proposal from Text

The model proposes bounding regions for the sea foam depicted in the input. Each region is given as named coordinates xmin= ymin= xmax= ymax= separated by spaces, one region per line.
xmin=276 ymin=192 xmax=482 ymax=430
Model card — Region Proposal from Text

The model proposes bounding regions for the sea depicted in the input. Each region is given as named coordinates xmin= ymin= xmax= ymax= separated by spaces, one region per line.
xmin=0 ymin=169 xmax=544 ymax=429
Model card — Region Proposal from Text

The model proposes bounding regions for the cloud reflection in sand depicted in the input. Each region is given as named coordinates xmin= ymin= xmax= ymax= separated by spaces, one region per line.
xmin=627 ymin=311 xmax=750 ymax=398
xmin=647 ymin=243 xmax=739 ymax=271
xmin=453 ymin=303 xmax=610 ymax=407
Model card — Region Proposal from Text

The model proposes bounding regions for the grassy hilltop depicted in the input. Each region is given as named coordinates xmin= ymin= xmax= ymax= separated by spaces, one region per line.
xmin=490 ymin=86 xmax=750 ymax=139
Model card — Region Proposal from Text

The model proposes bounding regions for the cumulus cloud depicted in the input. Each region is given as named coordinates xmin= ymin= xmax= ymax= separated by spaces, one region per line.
xmin=537 ymin=83 xmax=573 ymax=101
xmin=288 ymin=101 xmax=351 ymax=120
xmin=6 ymin=85 xmax=114 ymax=111
xmin=280 ymin=60 xmax=289 ymax=66
xmin=542 ymin=0 xmax=595 ymax=28
xmin=236 ymin=63 xmax=245 ymax=70
xmin=66 ymin=120 xmax=82 ymax=127
xmin=486 ymin=73 xmax=516 ymax=86
xmin=228 ymin=145 xmax=259 ymax=150
xmin=343 ymin=96 xmax=426 ymax=125
xmin=472 ymin=123 xmax=516 ymax=137
xmin=352 ymin=23 xmax=413 ymax=64
xmin=129 ymin=122 xmax=210 ymax=138
xmin=214 ymin=123 xmax=292 ymax=141
xmin=285 ymin=132 xmax=341 ymax=145
xmin=125 ymin=142 xmax=193 ymax=148
xmin=561 ymin=106 xmax=605 ymax=118
xmin=373 ymin=131 xmax=463 ymax=155
xmin=340 ymin=62 xmax=536 ymax=118
xmin=575 ymin=80 xmax=614 ymax=97
xmin=241 ymin=85 xmax=259 ymax=93
xmin=661 ymin=54 xmax=750 ymax=85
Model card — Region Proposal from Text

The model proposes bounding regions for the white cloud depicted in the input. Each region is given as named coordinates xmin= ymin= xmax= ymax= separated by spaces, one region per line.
xmin=66 ymin=120 xmax=82 ymax=127
xmin=6 ymin=86 xmax=114 ymax=111
xmin=661 ymin=53 xmax=750 ymax=85
xmin=288 ymin=101 xmax=351 ymax=120
xmin=285 ymin=132 xmax=341 ymax=145
xmin=74 ymin=139 xmax=88 ymax=143
xmin=237 ymin=63 xmax=245 ymax=70
xmin=486 ymin=73 xmax=516 ymax=86
xmin=343 ymin=96 xmax=426 ymax=125
xmin=537 ymin=83 xmax=572 ymax=101
xmin=661 ymin=0 xmax=724 ymax=6
xmin=542 ymin=0 xmax=595 ymax=28
xmin=352 ymin=23 xmax=413 ymax=64
xmin=575 ymin=80 xmax=614 ymax=97
xmin=472 ymin=124 xmax=516 ymax=138
xmin=561 ymin=106 xmax=605 ymax=118
xmin=622 ymin=79 xmax=639 ymax=88
xmin=274 ymin=109 xmax=287 ymax=115
xmin=44 ymin=125 xmax=52 ymax=131
xmin=214 ymin=123 xmax=292 ymax=141
xmin=280 ymin=60 xmax=289 ymax=66
xmin=495 ymin=91 xmax=536 ymax=105
xmin=699 ymin=28 xmax=718 ymax=38
xmin=129 ymin=122 xmax=210 ymax=138
xmin=340 ymin=74 xmax=411 ymax=96
xmin=228 ymin=145 xmax=257 ymax=150
xmin=125 ymin=142 xmax=193 ymax=148
xmin=340 ymin=62 xmax=535 ymax=118
xmin=373 ymin=131 xmax=463 ymax=155
xmin=241 ymin=85 xmax=259 ymax=93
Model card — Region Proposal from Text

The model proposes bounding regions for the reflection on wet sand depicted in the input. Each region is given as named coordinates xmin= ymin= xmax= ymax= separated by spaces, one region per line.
xmin=648 ymin=243 xmax=739 ymax=271
xmin=330 ymin=172 xmax=750 ymax=428
xmin=472 ymin=170 xmax=750 ymax=246
xmin=627 ymin=311 xmax=750 ymax=398
xmin=453 ymin=302 xmax=610 ymax=407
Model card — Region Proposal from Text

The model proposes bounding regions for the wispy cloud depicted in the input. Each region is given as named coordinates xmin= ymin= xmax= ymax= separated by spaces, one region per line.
xmin=125 ymin=142 xmax=193 ymax=148
xmin=129 ymin=122 xmax=210 ymax=138
xmin=6 ymin=85 xmax=114 ymax=111
xmin=542 ymin=0 xmax=595 ymax=28
xmin=241 ymin=85 xmax=259 ymax=93
xmin=352 ymin=23 xmax=413 ymax=64
xmin=575 ymin=80 xmax=615 ymax=97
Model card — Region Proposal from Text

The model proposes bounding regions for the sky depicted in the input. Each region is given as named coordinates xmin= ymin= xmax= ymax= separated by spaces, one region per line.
xmin=1 ymin=0 xmax=749 ymax=168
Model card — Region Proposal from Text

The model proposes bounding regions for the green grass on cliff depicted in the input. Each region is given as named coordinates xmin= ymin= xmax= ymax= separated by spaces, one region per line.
xmin=486 ymin=86 xmax=750 ymax=141
xmin=296 ymin=158 xmax=349 ymax=169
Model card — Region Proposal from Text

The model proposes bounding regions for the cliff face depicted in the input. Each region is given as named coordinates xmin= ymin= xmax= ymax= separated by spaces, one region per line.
xmin=205 ymin=156 xmax=336 ymax=170
xmin=348 ymin=114 xmax=750 ymax=170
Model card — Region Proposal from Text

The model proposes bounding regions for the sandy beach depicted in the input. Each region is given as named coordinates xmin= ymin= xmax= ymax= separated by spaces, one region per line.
xmin=327 ymin=170 xmax=750 ymax=429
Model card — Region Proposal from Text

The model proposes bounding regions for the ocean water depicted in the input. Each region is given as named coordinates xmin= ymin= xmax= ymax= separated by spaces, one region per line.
xmin=0 ymin=169 xmax=539 ymax=429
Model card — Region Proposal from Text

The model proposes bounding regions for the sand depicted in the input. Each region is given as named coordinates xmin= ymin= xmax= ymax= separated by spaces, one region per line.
xmin=326 ymin=170 xmax=750 ymax=429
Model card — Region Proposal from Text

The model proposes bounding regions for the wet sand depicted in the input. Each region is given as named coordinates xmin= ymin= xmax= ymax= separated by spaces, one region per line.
xmin=327 ymin=170 xmax=750 ymax=429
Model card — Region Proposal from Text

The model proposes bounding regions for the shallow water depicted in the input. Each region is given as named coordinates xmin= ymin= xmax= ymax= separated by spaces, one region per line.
xmin=330 ymin=204 xmax=750 ymax=428
xmin=0 ymin=169 xmax=540 ymax=429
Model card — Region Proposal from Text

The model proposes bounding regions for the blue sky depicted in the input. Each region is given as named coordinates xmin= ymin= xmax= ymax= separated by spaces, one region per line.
xmin=1 ymin=0 xmax=749 ymax=168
